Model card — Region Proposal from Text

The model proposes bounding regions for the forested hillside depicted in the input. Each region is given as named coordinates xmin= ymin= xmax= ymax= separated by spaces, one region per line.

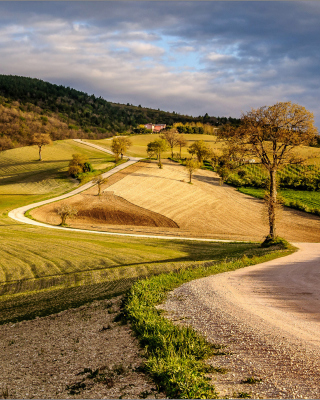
xmin=0 ymin=96 xmax=90 ymax=151
xmin=0 ymin=75 xmax=239 ymax=133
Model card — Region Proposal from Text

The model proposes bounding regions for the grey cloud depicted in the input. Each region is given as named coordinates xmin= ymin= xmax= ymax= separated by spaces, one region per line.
xmin=0 ymin=1 xmax=319 ymax=126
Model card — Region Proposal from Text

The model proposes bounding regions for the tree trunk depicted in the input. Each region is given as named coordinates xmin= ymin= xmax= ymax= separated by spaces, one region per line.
xmin=61 ymin=213 xmax=67 ymax=225
xmin=268 ymin=169 xmax=277 ymax=239
xmin=171 ymin=147 xmax=174 ymax=158
xmin=179 ymin=145 xmax=182 ymax=159
xmin=189 ymin=171 xmax=192 ymax=183
xmin=38 ymin=146 xmax=42 ymax=161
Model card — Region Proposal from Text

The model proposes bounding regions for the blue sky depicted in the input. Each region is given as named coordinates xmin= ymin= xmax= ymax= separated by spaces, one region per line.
xmin=0 ymin=1 xmax=319 ymax=127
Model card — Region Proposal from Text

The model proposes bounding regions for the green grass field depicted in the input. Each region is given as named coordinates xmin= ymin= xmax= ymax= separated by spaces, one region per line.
xmin=0 ymin=139 xmax=114 ymax=214
xmin=86 ymin=134 xmax=221 ymax=159
xmin=239 ymin=187 xmax=320 ymax=211
xmin=0 ymin=139 xmax=289 ymax=325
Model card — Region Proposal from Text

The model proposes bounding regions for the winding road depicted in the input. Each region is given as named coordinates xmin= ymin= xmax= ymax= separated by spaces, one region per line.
xmin=8 ymin=139 xmax=320 ymax=396
xmin=8 ymin=139 xmax=233 ymax=242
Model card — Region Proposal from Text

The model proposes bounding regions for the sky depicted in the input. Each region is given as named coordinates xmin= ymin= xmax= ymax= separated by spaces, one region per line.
xmin=0 ymin=1 xmax=319 ymax=127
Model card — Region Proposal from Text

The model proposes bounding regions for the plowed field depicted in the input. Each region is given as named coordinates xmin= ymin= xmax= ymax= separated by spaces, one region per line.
xmin=32 ymin=160 xmax=320 ymax=242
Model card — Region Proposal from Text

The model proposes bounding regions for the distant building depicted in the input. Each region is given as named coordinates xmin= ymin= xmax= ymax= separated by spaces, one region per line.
xmin=144 ymin=123 xmax=166 ymax=133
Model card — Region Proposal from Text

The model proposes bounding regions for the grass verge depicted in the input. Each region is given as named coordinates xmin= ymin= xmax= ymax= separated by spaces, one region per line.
xmin=122 ymin=245 xmax=294 ymax=399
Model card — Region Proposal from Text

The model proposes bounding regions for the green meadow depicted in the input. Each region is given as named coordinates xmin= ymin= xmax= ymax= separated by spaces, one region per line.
xmin=86 ymin=133 xmax=221 ymax=159
xmin=0 ymin=139 xmax=284 ymax=325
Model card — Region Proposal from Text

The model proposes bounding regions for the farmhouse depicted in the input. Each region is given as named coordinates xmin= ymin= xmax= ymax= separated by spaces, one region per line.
xmin=144 ymin=123 xmax=166 ymax=132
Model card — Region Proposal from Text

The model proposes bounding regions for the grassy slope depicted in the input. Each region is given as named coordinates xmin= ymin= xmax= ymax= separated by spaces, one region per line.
xmin=86 ymin=134 xmax=222 ymax=159
xmin=0 ymin=139 xmax=114 ymax=213
xmin=239 ymin=187 xmax=320 ymax=210
xmin=0 ymin=140 xmax=288 ymax=326
xmin=124 ymin=245 xmax=294 ymax=399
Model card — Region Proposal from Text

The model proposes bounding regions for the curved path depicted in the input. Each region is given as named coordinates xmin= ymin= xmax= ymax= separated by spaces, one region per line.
xmin=8 ymin=140 xmax=233 ymax=242
xmin=8 ymin=139 xmax=320 ymax=395
xmin=161 ymin=242 xmax=320 ymax=398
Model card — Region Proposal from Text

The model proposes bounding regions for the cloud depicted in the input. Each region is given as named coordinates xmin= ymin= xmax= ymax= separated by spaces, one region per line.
xmin=0 ymin=1 xmax=319 ymax=127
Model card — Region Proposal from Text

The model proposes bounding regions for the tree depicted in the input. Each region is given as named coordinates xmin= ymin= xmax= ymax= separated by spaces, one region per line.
xmin=117 ymin=136 xmax=132 ymax=159
xmin=111 ymin=136 xmax=131 ymax=162
xmin=185 ymin=158 xmax=200 ymax=183
xmin=93 ymin=174 xmax=108 ymax=196
xmin=147 ymin=138 xmax=167 ymax=168
xmin=218 ymin=101 xmax=318 ymax=241
xmin=176 ymin=134 xmax=187 ymax=159
xmin=160 ymin=130 xmax=179 ymax=158
xmin=56 ymin=203 xmax=78 ymax=226
xmin=68 ymin=153 xmax=93 ymax=178
xmin=188 ymin=140 xmax=213 ymax=165
xmin=31 ymin=133 xmax=52 ymax=161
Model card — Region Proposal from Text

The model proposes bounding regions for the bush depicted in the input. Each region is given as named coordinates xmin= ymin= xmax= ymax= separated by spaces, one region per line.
xmin=68 ymin=154 xmax=93 ymax=178
xmin=261 ymin=236 xmax=291 ymax=249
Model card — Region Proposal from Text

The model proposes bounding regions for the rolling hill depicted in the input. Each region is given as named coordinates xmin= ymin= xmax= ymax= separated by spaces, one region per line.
xmin=0 ymin=74 xmax=240 ymax=142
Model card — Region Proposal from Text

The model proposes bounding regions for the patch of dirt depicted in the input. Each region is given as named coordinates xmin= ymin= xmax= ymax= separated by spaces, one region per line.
xmin=75 ymin=193 xmax=178 ymax=227
xmin=31 ymin=162 xmax=179 ymax=230
xmin=0 ymin=296 xmax=165 ymax=399
xmin=31 ymin=159 xmax=320 ymax=242
xmin=32 ymin=192 xmax=178 ymax=229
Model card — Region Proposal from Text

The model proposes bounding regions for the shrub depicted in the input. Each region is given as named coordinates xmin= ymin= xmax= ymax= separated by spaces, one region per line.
xmin=261 ymin=236 xmax=290 ymax=249
xmin=68 ymin=154 xmax=93 ymax=178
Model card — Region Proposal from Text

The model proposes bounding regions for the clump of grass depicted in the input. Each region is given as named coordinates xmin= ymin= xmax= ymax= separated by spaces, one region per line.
xmin=241 ymin=376 xmax=262 ymax=384
xmin=234 ymin=391 xmax=252 ymax=398
xmin=123 ymin=249 xmax=293 ymax=399
xmin=1 ymin=387 xmax=9 ymax=399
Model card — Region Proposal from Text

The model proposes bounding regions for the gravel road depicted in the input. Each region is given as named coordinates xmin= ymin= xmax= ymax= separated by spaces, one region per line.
xmin=160 ymin=243 xmax=320 ymax=398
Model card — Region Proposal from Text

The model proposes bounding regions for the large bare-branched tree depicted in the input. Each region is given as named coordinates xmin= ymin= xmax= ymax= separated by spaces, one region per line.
xmin=218 ymin=102 xmax=318 ymax=241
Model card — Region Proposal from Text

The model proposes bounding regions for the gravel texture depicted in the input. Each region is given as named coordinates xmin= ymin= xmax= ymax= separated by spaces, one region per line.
xmin=0 ymin=296 xmax=165 ymax=399
xmin=158 ymin=246 xmax=320 ymax=399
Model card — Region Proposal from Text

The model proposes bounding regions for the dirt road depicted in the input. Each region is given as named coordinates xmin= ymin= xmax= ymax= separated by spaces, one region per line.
xmin=160 ymin=243 xmax=320 ymax=398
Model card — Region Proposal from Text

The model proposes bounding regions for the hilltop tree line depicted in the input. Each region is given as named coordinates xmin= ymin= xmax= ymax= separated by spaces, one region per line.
xmin=0 ymin=75 xmax=240 ymax=136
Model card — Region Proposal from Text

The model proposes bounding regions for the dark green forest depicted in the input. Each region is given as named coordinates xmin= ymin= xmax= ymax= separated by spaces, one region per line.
xmin=0 ymin=74 xmax=240 ymax=135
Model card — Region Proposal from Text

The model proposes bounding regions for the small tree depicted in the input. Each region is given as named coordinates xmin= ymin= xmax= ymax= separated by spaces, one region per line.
xmin=31 ymin=133 xmax=52 ymax=161
xmin=93 ymin=174 xmax=108 ymax=196
xmin=56 ymin=203 xmax=78 ymax=226
xmin=217 ymin=101 xmax=318 ymax=241
xmin=68 ymin=154 xmax=93 ymax=178
xmin=185 ymin=158 xmax=200 ymax=183
xmin=111 ymin=138 xmax=122 ymax=162
xmin=188 ymin=140 xmax=213 ymax=165
xmin=176 ymin=134 xmax=187 ymax=159
xmin=160 ymin=130 xmax=180 ymax=158
xmin=147 ymin=139 xmax=167 ymax=168
xmin=111 ymin=136 xmax=132 ymax=160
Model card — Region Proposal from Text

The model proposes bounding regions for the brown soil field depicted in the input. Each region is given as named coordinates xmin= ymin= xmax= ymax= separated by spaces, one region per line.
xmin=32 ymin=160 xmax=320 ymax=242
xmin=0 ymin=296 xmax=165 ymax=399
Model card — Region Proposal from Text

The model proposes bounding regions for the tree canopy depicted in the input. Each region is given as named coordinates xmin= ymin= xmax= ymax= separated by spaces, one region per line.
xmin=218 ymin=101 xmax=318 ymax=241
xmin=188 ymin=140 xmax=213 ymax=164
